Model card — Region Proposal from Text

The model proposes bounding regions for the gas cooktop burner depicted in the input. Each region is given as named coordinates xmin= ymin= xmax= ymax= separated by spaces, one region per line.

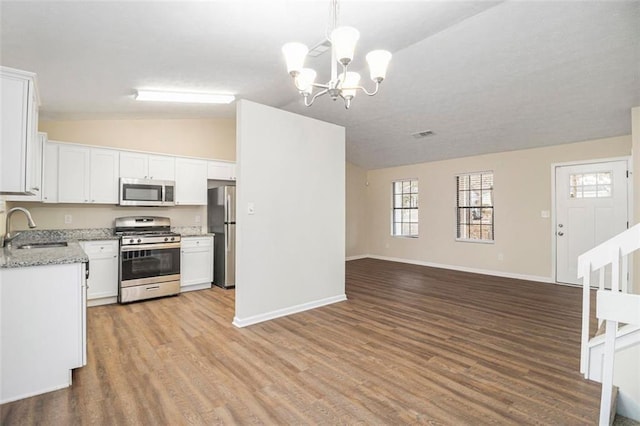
xmin=114 ymin=216 xmax=181 ymax=245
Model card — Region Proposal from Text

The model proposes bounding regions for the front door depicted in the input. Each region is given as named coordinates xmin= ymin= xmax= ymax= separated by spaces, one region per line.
xmin=555 ymin=160 xmax=628 ymax=285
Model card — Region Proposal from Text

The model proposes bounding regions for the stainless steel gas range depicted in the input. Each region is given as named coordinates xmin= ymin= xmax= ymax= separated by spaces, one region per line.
xmin=115 ymin=216 xmax=181 ymax=303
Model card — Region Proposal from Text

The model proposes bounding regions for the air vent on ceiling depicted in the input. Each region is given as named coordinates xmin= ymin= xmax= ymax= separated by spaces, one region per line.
xmin=412 ymin=130 xmax=435 ymax=139
xmin=308 ymin=39 xmax=331 ymax=58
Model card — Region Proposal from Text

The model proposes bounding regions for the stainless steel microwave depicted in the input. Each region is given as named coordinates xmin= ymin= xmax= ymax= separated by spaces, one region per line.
xmin=119 ymin=178 xmax=175 ymax=207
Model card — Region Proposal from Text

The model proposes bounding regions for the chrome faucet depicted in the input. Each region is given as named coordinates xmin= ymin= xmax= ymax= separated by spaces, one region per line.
xmin=3 ymin=207 xmax=37 ymax=248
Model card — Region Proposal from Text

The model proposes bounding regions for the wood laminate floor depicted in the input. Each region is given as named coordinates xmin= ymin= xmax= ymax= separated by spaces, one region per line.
xmin=2 ymin=258 xmax=605 ymax=425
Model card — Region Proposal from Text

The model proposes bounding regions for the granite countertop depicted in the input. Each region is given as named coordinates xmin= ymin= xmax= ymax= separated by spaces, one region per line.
xmin=0 ymin=227 xmax=214 ymax=269
xmin=1 ymin=241 xmax=89 ymax=269
xmin=0 ymin=228 xmax=114 ymax=269
xmin=180 ymin=232 xmax=215 ymax=237
xmin=171 ymin=226 xmax=214 ymax=237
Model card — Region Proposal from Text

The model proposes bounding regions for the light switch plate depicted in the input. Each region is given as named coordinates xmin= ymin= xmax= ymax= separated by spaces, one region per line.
xmin=248 ymin=202 xmax=255 ymax=215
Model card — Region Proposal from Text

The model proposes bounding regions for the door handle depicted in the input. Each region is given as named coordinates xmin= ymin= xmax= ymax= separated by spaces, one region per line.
xmin=558 ymin=232 xmax=564 ymax=236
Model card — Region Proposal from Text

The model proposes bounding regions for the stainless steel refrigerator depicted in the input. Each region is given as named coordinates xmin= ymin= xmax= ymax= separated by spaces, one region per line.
xmin=207 ymin=186 xmax=236 ymax=288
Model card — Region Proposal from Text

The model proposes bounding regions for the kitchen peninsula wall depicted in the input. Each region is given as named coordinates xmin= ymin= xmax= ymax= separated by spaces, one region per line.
xmin=6 ymin=118 xmax=236 ymax=231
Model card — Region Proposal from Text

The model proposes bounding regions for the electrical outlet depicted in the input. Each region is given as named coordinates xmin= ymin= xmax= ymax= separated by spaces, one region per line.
xmin=498 ymin=253 xmax=504 ymax=261
xmin=195 ymin=215 xmax=201 ymax=223
xmin=64 ymin=214 xmax=72 ymax=224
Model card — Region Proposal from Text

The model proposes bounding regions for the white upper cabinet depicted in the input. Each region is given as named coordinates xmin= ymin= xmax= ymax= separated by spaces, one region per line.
xmin=58 ymin=145 xmax=90 ymax=203
xmin=90 ymin=148 xmax=119 ymax=203
xmin=58 ymin=145 xmax=119 ymax=204
xmin=42 ymin=141 xmax=59 ymax=203
xmin=0 ymin=66 xmax=39 ymax=194
xmin=4 ymin=132 xmax=45 ymax=202
xmin=119 ymin=152 xmax=147 ymax=179
xmin=120 ymin=152 xmax=175 ymax=180
xmin=207 ymin=160 xmax=236 ymax=181
xmin=148 ymin=155 xmax=175 ymax=180
xmin=175 ymin=158 xmax=207 ymax=205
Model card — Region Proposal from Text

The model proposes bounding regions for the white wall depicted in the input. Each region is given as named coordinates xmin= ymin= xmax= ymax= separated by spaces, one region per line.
xmin=363 ymin=135 xmax=631 ymax=281
xmin=346 ymin=161 xmax=368 ymax=259
xmin=234 ymin=100 xmax=345 ymax=327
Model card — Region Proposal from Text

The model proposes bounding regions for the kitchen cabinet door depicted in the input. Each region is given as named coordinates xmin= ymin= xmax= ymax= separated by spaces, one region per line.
xmin=42 ymin=141 xmax=59 ymax=203
xmin=80 ymin=240 xmax=118 ymax=305
xmin=4 ymin=132 xmax=45 ymax=202
xmin=181 ymin=236 xmax=214 ymax=291
xmin=119 ymin=152 xmax=148 ymax=179
xmin=148 ymin=155 xmax=175 ymax=180
xmin=58 ymin=145 xmax=90 ymax=203
xmin=89 ymin=148 xmax=119 ymax=203
xmin=207 ymin=161 xmax=236 ymax=181
xmin=0 ymin=67 xmax=39 ymax=194
xmin=175 ymin=158 xmax=207 ymax=205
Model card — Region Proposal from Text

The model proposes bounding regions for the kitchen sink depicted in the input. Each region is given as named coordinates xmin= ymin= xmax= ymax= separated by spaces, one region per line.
xmin=17 ymin=241 xmax=68 ymax=249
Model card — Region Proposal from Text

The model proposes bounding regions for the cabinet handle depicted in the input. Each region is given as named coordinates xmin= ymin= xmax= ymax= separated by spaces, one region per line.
xmin=33 ymin=187 xmax=40 ymax=191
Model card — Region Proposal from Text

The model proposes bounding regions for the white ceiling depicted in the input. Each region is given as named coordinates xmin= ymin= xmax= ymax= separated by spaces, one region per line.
xmin=1 ymin=1 xmax=638 ymax=169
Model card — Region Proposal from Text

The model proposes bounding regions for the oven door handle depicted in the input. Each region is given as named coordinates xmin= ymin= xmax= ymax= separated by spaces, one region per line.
xmin=120 ymin=242 xmax=181 ymax=252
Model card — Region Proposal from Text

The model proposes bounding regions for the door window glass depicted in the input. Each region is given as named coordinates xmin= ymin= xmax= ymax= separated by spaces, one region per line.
xmin=569 ymin=172 xmax=612 ymax=198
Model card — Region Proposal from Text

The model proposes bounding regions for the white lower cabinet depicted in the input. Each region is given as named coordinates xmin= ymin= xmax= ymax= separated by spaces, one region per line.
xmin=180 ymin=236 xmax=214 ymax=292
xmin=80 ymin=240 xmax=119 ymax=306
xmin=0 ymin=262 xmax=86 ymax=403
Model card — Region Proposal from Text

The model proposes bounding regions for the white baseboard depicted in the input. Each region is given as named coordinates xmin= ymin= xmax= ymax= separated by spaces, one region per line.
xmin=180 ymin=282 xmax=212 ymax=292
xmin=87 ymin=296 xmax=117 ymax=307
xmin=360 ymin=254 xmax=554 ymax=284
xmin=232 ymin=294 xmax=347 ymax=328
xmin=346 ymin=255 xmax=368 ymax=261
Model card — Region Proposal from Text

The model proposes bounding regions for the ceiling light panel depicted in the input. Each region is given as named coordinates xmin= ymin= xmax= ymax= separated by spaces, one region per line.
xmin=135 ymin=90 xmax=235 ymax=104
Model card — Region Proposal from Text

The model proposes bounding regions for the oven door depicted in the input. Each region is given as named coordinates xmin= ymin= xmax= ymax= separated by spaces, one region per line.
xmin=120 ymin=242 xmax=180 ymax=287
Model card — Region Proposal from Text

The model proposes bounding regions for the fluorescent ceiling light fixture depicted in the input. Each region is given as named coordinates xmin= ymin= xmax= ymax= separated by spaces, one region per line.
xmin=135 ymin=90 xmax=235 ymax=104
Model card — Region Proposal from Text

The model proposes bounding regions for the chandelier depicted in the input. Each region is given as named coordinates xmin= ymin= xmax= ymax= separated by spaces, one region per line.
xmin=282 ymin=0 xmax=392 ymax=109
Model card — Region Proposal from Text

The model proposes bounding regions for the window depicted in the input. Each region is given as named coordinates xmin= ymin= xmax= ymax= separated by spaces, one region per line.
xmin=569 ymin=172 xmax=612 ymax=198
xmin=392 ymin=179 xmax=418 ymax=237
xmin=456 ymin=172 xmax=494 ymax=242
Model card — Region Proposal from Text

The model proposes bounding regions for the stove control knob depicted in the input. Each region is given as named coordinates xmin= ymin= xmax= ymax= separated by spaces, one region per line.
xmin=164 ymin=237 xmax=169 ymax=242
xmin=171 ymin=237 xmax=175 ymax=241
xmin=137 ymin=239 xmax=142 ymax=243
xmin=129 ymin=239 xmax=134 ymax=244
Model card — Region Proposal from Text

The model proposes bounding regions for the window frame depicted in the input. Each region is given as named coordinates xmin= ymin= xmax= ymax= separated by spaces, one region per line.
xmin=455 ymin=171 xmax=494 ymax=244
xmin=391 ymin=178 xmax=419 ymax=238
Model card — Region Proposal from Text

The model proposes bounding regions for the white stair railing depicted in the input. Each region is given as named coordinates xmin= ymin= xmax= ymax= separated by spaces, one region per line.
xmin=577 ymin=223 xmax=640 ymax=425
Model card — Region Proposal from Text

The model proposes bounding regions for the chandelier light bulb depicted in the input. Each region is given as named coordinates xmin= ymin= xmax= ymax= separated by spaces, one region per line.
xmin=282 ymin=42 xmax=309 ymax=76
xmin=339 ymin=71 xmax=361 ymax=99
xmin=330 ymin=26 xmax=360 ymax=65
xmin=296 ymin=68 xmax=317 ymax=95
xmin=366 ymin=50 xmax=392 ymax=82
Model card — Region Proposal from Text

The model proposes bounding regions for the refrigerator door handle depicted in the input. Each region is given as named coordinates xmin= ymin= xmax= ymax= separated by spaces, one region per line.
xmin=226 ymin=193 xmax=231 ymax=223
xmin=225 ymin=224 xmax=229 ymax=252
